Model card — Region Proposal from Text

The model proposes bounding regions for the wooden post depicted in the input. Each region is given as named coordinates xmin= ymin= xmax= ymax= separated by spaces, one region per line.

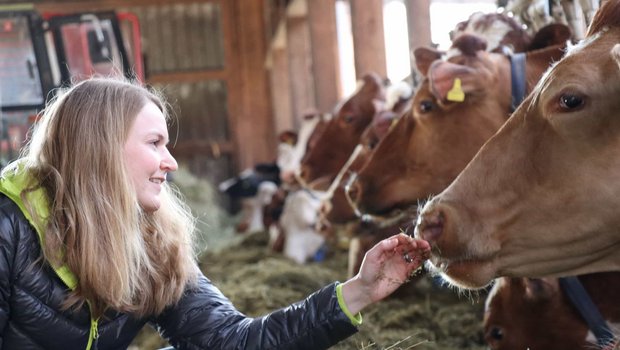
xmin=225 ymin=0 xmax=276 ymax=169
xmin=405 ymin=0 xmax=432 ymax=85
xmin=349 ymin=0 xmax=387 ymax=79
xmin=406 ymin=0 xmax=432 ymax=51
xmin=307 ymin=0 xmax=340 ymax=114
xmin=286 ymin=0 xmax=316 ymax=130
xmin=267 ymin=24 xmax=295 ymax=135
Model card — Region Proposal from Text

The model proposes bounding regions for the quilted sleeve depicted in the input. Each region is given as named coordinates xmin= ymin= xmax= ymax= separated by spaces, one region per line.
xmin=154 ymin=274 xmax=358 ymax=350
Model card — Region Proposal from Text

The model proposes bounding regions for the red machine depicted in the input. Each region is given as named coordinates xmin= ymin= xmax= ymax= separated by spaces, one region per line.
xmin=0 ymin=5 xmax=144 ymax=166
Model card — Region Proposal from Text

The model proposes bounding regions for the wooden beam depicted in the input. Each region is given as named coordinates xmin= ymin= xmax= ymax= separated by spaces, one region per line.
xmin=227 ymin=0 xmax=276 ymax=169
xmin=286 ymin=15 xmax=316 ymax=129
xmin=269 ymin=46 xmax=294 ymax=135
xmin=307 ymin=0 xmax=340 ymax=114
xmin=349 ymin=0 xmax=387 ymax=79
xmin=406 ymin=0 xmax=432 ymax=51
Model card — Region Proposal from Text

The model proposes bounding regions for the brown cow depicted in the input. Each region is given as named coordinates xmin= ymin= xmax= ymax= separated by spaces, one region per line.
xmin=415 ymin=0 xmax=620 ymax=289
xmin=484 ymin=273 xmax=620 ymax=349
xmin=347 ymin=27 xmax=570 ymax=221
xmin=298 ymin=72 xmax=386 ymax=188
xmin=321 ymin=88 xmax=412 ymax=225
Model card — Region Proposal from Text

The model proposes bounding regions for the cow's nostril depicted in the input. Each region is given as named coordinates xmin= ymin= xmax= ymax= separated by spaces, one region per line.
xmin=418 ymin=209 xmax=445 ymax=242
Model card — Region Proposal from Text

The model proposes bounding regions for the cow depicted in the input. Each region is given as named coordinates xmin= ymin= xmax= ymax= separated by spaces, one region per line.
xmin=277 ymin=112 xmax=330 ymax=185
xmin=346 ymin=26 xmax=570 ymax=224
xmin=415 ymin=0 xmax=620 ymax=289
xmin=298 ymin=72 xmax=387 ymax=189
xmin=484 ymin=273 xmax=620 ymax=349
xmin=218 ymin=162 xmax=280 ymax=233
xmin=266 ymin=113 xmax=330 ymax=253
xmin=278 ymin=189 xmax=325 ymax=264
xmin=320 ymin=81 xmax=413 ymax=225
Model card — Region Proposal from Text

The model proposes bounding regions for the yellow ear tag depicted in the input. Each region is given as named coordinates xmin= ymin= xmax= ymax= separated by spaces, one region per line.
xmin=447 ymin=78 xmax=465 ymax=102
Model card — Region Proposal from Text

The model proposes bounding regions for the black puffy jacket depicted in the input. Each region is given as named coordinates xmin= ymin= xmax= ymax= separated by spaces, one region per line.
xmin=0 ymin=182 xmax=358 ymax=349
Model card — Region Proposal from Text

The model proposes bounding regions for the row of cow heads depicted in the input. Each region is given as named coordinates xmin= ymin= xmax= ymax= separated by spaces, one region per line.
xmin=295 ymin=12 xmax=558 ymax=229
xmin=341 ymin=23 xmax=570 ymax=230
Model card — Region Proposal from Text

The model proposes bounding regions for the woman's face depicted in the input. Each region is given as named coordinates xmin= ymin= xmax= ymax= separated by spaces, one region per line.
xmin=123 ymin=102 xmax=178 ymax=212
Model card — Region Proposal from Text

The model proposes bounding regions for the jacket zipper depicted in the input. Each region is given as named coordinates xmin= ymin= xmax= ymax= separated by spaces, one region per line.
xmin=85 ymin=300 xmax=100 ymax=350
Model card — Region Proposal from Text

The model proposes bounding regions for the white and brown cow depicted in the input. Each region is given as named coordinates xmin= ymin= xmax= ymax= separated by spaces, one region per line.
xmin=415 ymin=0 xmax=620 ymax=289
xmin=298 ymin=72 xmax=387 ymax=189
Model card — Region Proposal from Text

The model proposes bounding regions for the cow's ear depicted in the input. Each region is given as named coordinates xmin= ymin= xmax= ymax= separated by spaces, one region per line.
xmin=523 ymin=278 xmax=558 ymax=301
xmin=359 ymin=72 xmax=385 ymax=93
xmin=414 ymin=47 xmax=443 ymax=76
xmin=528 ymin=23 xmax=572 ymax=51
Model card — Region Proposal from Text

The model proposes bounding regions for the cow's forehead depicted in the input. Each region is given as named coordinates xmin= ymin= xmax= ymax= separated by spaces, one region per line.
xmin=462 ymin=16 xmax=515 ymax=53
xmin=528 ymin=31 xmax=609 ymax=108
xmin=565 ymin=30 xmax=605 ymax=58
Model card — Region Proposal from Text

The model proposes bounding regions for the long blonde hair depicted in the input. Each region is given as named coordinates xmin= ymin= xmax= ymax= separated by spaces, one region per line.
xmin=22 ymin=78 xmax=197 ymax=318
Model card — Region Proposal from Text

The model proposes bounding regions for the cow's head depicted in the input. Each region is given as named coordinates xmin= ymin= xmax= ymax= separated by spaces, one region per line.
xmin=484 ymin=277 xmax=588 ymax=350
xmin=347 ymin=34 xmax=513 ymax=220
xmin=415 ymin=0 xmax=620 ymax=289
xmin=322 ymin=84 xmax=412 ymax=225
xmin=298 ymin=72 xmax=386 ymax=188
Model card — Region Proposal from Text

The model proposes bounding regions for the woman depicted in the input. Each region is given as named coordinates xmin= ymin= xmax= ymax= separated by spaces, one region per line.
xmin=0 ymin=78 xmax=430 ymax=350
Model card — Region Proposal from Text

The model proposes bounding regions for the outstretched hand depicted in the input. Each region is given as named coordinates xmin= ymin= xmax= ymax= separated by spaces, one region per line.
xmin=340 ymin=233 xmax=430 ymax=315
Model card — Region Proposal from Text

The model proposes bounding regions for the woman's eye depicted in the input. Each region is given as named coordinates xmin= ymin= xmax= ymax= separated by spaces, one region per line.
xmin=420 ymin=100 xmax=433 ymax=113
xmin=559 ymin=93 xmax=584 ymax=110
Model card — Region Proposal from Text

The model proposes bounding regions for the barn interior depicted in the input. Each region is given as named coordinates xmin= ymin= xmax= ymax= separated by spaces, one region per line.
xmin=0 ymin=0 xmax=609 ymax=349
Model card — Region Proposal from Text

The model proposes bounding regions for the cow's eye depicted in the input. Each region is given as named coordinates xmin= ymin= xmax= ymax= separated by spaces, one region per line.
xmin=559 ymin=93 xmax=584 ymax=110
xmin=488 ymin=326 xmax=503 ymax=340
xmin=367 ymin=137 xmax=379 ymax=150
xmin=342 ymin=114 xmax=355 ymax=123
xmin=420 ymin=100 xmax=434 ymax=113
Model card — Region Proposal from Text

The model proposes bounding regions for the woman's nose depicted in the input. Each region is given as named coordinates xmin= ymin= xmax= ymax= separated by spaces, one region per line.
xmin=162 ymin=148 xmax=178 ymax=171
